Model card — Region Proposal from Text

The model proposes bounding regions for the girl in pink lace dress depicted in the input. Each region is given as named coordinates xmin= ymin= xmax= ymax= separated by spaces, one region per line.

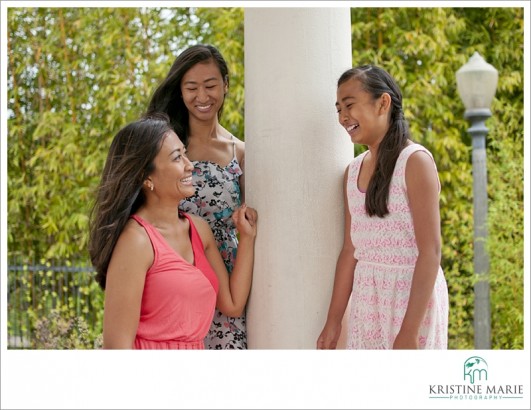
xmin=317 ymin=65 xmax=448 ymax=349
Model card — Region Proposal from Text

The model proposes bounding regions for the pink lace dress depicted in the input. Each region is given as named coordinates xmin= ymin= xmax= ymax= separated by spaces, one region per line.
xmin=346 ymin=143 xmax=449 ymax=349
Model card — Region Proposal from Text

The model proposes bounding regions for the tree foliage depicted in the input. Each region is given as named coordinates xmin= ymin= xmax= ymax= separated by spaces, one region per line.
xmin=7 ymin=7 xmax=523 ymax=349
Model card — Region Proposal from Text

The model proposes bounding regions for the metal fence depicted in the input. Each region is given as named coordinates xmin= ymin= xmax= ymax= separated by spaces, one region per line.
xmin=7 ymin=261 xmax=104 ymax=349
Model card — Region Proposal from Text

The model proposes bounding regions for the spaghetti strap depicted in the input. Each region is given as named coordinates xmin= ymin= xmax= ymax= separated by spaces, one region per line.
xmin=231 ymin=135 xmax=236 ymax=159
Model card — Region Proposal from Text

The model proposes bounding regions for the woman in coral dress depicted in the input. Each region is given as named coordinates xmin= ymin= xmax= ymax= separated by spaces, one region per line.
xmin=89 ymin=114 xmax=257 ymax=349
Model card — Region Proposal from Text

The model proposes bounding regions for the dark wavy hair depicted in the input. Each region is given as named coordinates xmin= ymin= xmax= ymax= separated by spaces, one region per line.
xmin=338 ymin=65 xmax=411 ymax=217
xmin=89 ymin=113 xmax=172 ymax=289
xmin=145 ymin=44 xmax=229 ymax=146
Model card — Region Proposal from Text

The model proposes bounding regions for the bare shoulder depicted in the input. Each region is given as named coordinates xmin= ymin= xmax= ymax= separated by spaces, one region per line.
xmin=219 ymin=125 xmax=245 ymax=162
xmin=233 ymin=136 xmax=245 ymax=163
xmin=117 ymin=219 xmax=152 ymax=252
xmin=405 ymin=149 xmax=439 ymax=192
xmin=232 ymin=135 xmax=245 ymax=149
xmin=406 ymin=149 xmax=436 ymax=173
xmin=108 ymin=218 xmax=153 ymax=273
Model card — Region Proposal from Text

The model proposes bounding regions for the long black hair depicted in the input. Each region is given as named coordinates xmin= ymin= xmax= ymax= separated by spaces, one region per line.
xmin=338 ymin=65 xmax=410 ymax=217
xmin=145 ymin=44 xmax=229 ymax=146
xmin=89 ymin=113 xmax=172 ymax=289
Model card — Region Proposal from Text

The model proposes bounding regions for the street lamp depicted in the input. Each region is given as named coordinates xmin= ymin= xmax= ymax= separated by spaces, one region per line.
xmin=456 ymin=51 xmax=498 ymax=349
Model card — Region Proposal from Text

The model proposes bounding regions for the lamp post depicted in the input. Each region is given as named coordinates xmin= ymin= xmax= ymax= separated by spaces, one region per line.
xmin=456 ymin=51 xmax=498 ymax=349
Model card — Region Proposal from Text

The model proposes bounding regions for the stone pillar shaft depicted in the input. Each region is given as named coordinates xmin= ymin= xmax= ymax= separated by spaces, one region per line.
xmin=245 ymin=7 xmax=353 ymax=348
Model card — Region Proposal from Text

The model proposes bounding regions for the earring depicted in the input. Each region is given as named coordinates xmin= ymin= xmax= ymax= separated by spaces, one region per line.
xmin=150 ymin=184 xmax=154 ymax=191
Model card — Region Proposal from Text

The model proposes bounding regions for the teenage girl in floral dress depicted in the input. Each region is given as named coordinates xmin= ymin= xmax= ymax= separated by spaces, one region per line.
xmin=147 ymin=45 xmax=248 ymax=349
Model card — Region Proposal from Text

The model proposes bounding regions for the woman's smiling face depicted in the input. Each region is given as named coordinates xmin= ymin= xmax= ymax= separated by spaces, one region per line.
xmin=148 ymin=131 xmax=195 ymax=200
xmin=180 ymin=59 xmax=227 ymax=122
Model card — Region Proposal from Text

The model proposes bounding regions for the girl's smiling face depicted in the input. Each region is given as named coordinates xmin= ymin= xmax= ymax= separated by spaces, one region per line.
xmin=336 ymin=78 xmax=390 ymax=147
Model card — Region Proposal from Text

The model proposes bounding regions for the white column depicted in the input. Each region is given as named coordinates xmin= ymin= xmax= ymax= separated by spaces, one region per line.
xmin=245 ymin=8 xmax=353 ymax=349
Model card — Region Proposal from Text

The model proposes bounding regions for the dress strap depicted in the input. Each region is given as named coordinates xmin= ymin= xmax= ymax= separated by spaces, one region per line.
xmin=397 ymin=143 xmax=440 ymax=193
xmin=230 ymin=134 xmax=237 ymax=159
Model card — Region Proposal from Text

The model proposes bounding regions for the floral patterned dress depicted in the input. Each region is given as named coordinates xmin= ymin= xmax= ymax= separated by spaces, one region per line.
xmin=179 ymin=138 xmax=246 ymax=349
xmin=346 ymin=143 xmax=449 ymax=349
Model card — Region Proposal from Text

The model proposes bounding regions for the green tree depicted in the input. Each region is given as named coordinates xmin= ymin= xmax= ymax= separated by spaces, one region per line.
xmin=9 ymin=8 xmax=172 ymax=261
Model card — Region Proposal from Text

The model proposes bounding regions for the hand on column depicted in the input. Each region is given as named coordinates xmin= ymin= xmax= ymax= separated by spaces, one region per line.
xmin=232 ymin=204 xmax=258 ymax=239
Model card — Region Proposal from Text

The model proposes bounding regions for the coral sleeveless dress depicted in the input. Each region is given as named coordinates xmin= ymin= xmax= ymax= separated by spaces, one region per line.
xmin=130 ymin=213 xmax=219 ymax=349
xmin=179 ymin=136 xmax=246 ymax=349
xmin=346 ymin=143 xmax=449 ymax=349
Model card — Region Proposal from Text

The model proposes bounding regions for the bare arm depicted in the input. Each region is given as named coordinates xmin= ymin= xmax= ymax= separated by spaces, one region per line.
xmin=102 ymin=222 xmax=153 ymax=349
xmin=393 ymin=151 xmax=442 ymax=349
xmin=317 ymin=166 xmax=357 ymax=349
xmin=193 ymin=205 xmax=257 ymax=317
xmin=238 ymin=143 xmax=246 ymax=204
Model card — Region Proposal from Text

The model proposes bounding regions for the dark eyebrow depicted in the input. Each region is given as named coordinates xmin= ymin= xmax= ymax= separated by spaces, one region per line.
xmin=336 ymin=96 xmax=355 ymax=107
xmin=183 ymin=77 xmax=219 ymax=86
xmin=169 ymin=147 xmax=183 ymax=157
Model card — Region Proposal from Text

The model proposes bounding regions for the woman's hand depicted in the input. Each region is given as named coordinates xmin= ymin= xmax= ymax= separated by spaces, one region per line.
xmin=233 ymin=204 xmax=257 ymax=239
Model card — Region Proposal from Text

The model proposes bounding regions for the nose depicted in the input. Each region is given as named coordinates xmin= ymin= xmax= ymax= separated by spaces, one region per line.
xmin=196 ymin=86 xmax=208 ymax=102
xmin=184 ymin=156 xmax=194 ymax=171
xmin=339 ymin=110 xmax=350 ymax=125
